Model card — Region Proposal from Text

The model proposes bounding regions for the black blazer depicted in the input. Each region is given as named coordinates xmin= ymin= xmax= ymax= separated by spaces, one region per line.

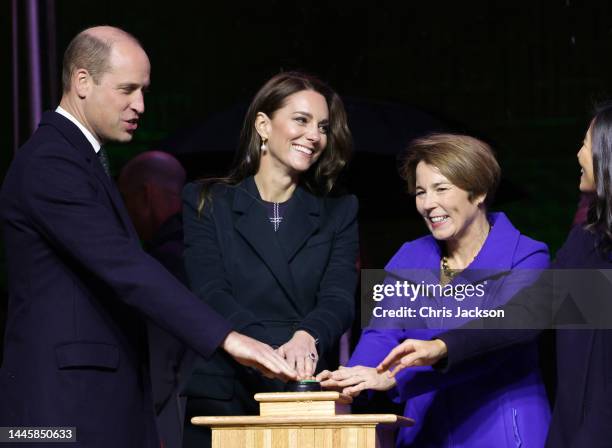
xmin=182 ymin=177 xmax=359 ymax=394
xmin=439 ymin=226 xmax=612 ymax=448
xmin=0 ymin=112 xmax=232 ymax=447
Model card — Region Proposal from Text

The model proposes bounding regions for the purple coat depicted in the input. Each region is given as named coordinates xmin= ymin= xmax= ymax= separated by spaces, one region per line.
xmin=350 ymin=212 xmax=551 ymax=447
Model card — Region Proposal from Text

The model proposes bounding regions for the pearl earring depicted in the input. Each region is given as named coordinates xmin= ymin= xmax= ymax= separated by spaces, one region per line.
xmin=261 ymin=138 xmax=267 ymax=152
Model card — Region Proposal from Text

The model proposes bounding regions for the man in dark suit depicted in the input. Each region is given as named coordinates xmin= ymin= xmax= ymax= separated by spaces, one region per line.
xmin=118 ymin=150 xmax=193 ymax=448
xmin=0 ymin=26 xmax=294 ymax=448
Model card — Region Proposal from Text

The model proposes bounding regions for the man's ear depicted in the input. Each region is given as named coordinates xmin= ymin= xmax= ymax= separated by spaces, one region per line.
xmin=73 ymin=68 xmax=92 ymax=99
xmin=255 ymin=112 xmax=271 ymax=140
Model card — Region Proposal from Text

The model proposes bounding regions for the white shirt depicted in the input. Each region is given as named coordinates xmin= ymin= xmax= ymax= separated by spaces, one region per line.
xmin=55 ymin=106 xmax=102 ymax=153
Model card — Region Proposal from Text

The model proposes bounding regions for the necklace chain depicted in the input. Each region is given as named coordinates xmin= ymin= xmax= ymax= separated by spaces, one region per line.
xmin=440 ymin=222 xmax=492 ymax=284
xmin=440 ymin=256 xmax=458 ymax=282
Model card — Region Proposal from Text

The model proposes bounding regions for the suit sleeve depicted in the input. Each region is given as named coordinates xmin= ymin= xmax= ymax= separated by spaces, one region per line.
xmin=386 ymin=239 xmax=548 ymax=400
xmin=182 ymin=183 xmax=267 ymax=340
xmin=296 ymin=195 xmax=359 ymax=354
xmin=438 ymin=235 xmax=566 ymax=371
xmin=22 ymin=144 xmax=232 ymax=359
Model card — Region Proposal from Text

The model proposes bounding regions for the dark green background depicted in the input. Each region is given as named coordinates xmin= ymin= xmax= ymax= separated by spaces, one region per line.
xmin=8 ymin=1 xmax=612 ymax=259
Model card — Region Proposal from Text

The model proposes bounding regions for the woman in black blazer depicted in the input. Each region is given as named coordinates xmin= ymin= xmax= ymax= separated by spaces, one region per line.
xmin=181 ymin=72 xmax=358 ymax=447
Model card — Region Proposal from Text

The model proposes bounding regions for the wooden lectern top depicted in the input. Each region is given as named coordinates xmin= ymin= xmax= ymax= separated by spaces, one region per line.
xmin=192 ymin=413 xmax=413 ymax=427
xmin=254 ymin=391 xmax=343 ymax=402
xmin=192 ymin=390 xmax=413 ymax=448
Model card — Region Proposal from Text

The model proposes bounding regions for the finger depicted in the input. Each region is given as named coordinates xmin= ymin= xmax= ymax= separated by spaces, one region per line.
xmin=377 ymin=343 xmax=413 ymax=372
xmin=399 ymin=351 xmax=428 ymax=368
xmin=389 ymin=363 xmax=407 ymax=377
xmin=377 ymin=345 xmax=409 ymax=371
xmin=331 ymin=369 xmax=355 ymax=381
xmin=254 ymin=357 xmax=286 ymax=379
xmin=260 ymin=349 xmax=298 ymax=380
xmin=319 ymin=378 xmax=341 ymax=388
xmin=343 ymin=382 xmax=366 ymax=397
xmin=315 ymin=370 xmax=332 ymax=381
xmin=285 ymin=348 xmax=297 ymax=372
xmin=309 ymin=356 xmax=318 ymax=377
xmin=296 ymin=354 xmax=306 ymax=379
xmin=304 ymin=357 xmax=316 ymax=378
xmin=334 ymin=377 xmax=362 ymax=388
xmin=260 ymin=367 xmax=276 ymax=379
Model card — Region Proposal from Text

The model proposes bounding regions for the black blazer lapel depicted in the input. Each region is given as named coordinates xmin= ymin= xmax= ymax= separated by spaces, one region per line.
xmin=232 ymin=178 xmax=305 ymax=314
xmin=46 ymin=112 xmax=139 ymax=240
xmin=276 ymin=186 xmax=320 ymax=262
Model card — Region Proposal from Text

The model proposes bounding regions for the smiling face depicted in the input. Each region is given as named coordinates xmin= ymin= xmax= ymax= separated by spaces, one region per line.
xmin=415 ymin=161 xmax=486 ymax=242
xmin=577 ymin=125 xmax=596 ymax=193
xmin=256 ymin=89 xmax=329 ymax=176
xmin=81 ymin=40 xmax=150 ymax=143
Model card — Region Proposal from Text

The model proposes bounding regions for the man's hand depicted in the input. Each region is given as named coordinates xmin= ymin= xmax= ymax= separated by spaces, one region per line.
xmin=376 ymin=339 xmax=448 ymax=376
xmin=222 ymin=331 xmax=297 ymax=381
xmin=316 ymin=365 xmax=396 ymax=398
xmin=277 ymin=330 xmax=318 ymax=379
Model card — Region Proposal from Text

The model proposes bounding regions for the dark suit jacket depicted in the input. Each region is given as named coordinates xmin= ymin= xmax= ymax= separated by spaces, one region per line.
xmin=0 ymin=112 xmax=232 ymax=448
xmin=439 ymin=226 xmax=612 ymax=448
xmin=182 ymin=177 xmax=358 ymax=400
xmin=146 ymin=213 xmax=195 ymax=448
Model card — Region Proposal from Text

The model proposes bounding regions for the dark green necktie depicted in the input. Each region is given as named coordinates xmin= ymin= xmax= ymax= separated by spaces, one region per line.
xmin=97 ymin=147 xmax=111 ymax=177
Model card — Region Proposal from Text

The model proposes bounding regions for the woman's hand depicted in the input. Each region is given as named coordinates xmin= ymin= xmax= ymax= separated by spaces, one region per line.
xmin=277 ymin=330 xmax=318 ymax=379
xmin=376 ymin=339 xmax=448 ymax=376
xmin=316 ymin=365 xmax=396 ymax=398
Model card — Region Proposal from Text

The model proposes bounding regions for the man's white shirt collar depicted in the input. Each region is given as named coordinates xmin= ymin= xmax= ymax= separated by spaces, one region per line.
xmin=55 ymin=106 xmax=102 ymax=153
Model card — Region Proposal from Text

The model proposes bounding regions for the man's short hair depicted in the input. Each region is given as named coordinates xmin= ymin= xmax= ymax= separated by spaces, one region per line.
xmin=61 ymin=32 xmax=112 ymax=92
xmin=61 ymin=27 xmax=141 ymax=92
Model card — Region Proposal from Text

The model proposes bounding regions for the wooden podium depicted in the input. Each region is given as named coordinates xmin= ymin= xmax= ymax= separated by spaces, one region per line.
xmin=192 ymin=391 xmax=413 ymax=448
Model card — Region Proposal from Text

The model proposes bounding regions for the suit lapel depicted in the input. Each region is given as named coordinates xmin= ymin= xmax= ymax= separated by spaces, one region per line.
xmin=232 ymin=178 xmax=305 ymax=314
xmin=45 ymin=112 xmax=138 ymax=240
xmin=92 ymin=162 xmax=139 ymax=240
xmin=276 ymin=186 xmax=320 ymax=262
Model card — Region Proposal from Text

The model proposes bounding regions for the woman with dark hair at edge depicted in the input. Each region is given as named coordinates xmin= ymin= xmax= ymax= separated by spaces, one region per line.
xmin=318 ymin=133 xmax=551 ymax=447
xmin=378 ymin=105 xmax=612 ymax=448
xmin=181 ymin=72 xmax=358 ymax=447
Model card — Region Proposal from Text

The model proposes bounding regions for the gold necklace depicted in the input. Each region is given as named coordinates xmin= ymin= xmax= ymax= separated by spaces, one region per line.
xmin=440 ymin=222 xmax=492 ymax=283
xmin=441 ymin=256 xmax=459 ymax=282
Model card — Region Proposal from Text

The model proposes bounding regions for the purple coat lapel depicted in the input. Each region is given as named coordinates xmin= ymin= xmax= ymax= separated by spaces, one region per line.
xmin=385 ymin=212 xmax=521 ymax=277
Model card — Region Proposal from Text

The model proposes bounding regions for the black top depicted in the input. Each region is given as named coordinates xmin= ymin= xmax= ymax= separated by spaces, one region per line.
xmin=262 ymin=200 xmax=289 ymax=232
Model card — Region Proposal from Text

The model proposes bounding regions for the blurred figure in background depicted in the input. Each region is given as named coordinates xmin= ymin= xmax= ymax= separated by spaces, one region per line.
xmin=119 ymin=150 xmax=193 ymax=448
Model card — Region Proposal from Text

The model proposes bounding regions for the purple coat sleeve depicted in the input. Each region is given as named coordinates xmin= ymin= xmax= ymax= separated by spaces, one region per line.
xmin=349 ymin=235 xmax=549 ymax=403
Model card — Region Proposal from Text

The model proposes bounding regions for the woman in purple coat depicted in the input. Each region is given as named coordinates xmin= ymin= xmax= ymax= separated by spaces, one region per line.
xmin=319 ymin=134 xmax=551 ymax=447
xmin=377 ymin=107 xmax=612 ymax=448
